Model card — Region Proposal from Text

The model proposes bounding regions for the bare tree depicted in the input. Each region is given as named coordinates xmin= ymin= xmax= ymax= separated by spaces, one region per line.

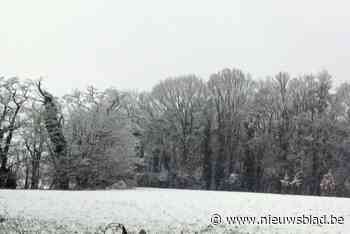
xmin=208 ymin=68 xmax=254 ymax=189
xmin=0 ymin=77 xmax=31 ymax=188
xmin=150 ymin=76 xmax=206 ymax=186
xmin=62 ymin=87 xmax=136 ymax=189
xmin=22 ymin=102 xmax=46 ymax=189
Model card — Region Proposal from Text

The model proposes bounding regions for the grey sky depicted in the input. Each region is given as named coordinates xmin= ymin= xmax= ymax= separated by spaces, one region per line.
xmin=1 ymin=0 xmax=349 ymax=96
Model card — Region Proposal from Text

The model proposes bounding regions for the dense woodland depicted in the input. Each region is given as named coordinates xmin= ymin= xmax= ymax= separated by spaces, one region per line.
xmin=0 ymin=68 xmax=350 ymax=197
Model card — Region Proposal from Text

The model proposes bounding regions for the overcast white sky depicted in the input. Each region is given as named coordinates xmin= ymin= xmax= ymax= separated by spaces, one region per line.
xmin=1 ymin=0 xmax=349 ymax=96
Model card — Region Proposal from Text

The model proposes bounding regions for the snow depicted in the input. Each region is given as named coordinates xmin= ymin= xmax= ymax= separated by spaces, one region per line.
xmin=0 ymin=187 xmax=349 ymax=233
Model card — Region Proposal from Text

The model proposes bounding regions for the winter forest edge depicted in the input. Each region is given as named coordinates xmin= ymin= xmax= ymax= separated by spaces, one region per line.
xmin=0 ymin=68 xmax=349 ymax=197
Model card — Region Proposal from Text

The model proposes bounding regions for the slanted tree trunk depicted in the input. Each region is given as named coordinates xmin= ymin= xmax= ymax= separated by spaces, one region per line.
xmin=37 ymin=81 xmax=69 ymax=190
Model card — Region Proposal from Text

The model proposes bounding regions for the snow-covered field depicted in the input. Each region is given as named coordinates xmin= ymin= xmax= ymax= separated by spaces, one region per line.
xmin=0 ymin=187 xmax=349 ymax=233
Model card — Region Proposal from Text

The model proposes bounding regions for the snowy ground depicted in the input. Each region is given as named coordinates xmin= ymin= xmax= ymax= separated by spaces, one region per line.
xmin=0 ymin=187 xmax=349 ymax=233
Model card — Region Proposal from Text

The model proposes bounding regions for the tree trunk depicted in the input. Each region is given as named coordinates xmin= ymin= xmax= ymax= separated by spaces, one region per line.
xmin=31 ymin=156 xmax=40 ymax=189
xmin=214 ymin=131 xmax=226 ymax=190
xmin=202 ymin=119 xmax=212 ymax=190
xmin=24 ymin=165 xmax=30 ymax=189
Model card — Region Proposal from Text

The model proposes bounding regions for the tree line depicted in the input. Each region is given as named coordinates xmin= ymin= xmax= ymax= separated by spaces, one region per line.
xmin=0 ymin=68 xmax=349 ymax=197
